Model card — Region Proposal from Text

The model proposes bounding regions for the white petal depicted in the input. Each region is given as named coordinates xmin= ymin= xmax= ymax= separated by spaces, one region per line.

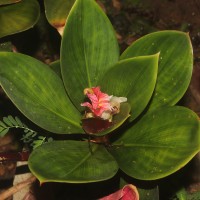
xmin=110 ymin=96 xmax=127 ymax=103
xmin=101 ymin=111 xmax=112 ymax=120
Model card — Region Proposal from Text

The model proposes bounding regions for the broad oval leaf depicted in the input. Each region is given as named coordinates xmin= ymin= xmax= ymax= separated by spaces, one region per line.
xmin=110 ymin=106 xmax=200 ymax=180
xmin=0 ymin=0 xmax=21 ymax=6
xmin=0 ymin=52 xmax=83 ymax=134
xmin=61 ymin=0 xmax=119 ymax=110
xmin=44 ymin=0 xmax=75 ymax=34
xmin=28 ymin=140 xmax=118 ymax=183
xmin=99 ymin=54 xmax=159 ymax=121
xmin=120 ymin=31 xmax=193 ymax=110
xmin=0 ymin=0 xmax=40 ymax=38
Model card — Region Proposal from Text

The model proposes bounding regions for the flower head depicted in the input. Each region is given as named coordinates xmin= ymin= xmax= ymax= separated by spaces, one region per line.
xmin=81 ymin=86 xmax=112 ymax=117
xmin=81 ymin=86 xmax=127 ymax=120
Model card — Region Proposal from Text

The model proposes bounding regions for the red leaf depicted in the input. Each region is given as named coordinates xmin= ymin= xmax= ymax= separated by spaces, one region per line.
xmin=99 ymin=184 xmax=139 ymax=200
xmin=82 ymin=118 xmax=113 ymax=134
xmin=0 ymin=151 xmax=29 ymax=162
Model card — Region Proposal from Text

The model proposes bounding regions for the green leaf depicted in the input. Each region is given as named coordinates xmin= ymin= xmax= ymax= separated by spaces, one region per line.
xmin=28 ymin=140 xmax=118 ymax=183
xmin=3 ymin=116 xmax=13 ymax=126
xmin=23 ymin=129 xmax=29 ymax=133
xmin=0 ymin=121 xmax=6 ymax=128
xmin=0 ymin=128 xmax=9 ymax=137
xmin=0 ymin=42 xmax=13 ymax=52
xmin=44 ymin=0 xmax=75 ymax=31
xmin=7 ymin=115 xmax=18 ymax=126
xmin=110 ymin=106 xmax=200 ymax=180
xmin=61 ymin=0 xmax=119 ymax=110
xmin=25 ymin=131 xmax=34 ymax=137
xmin=120 ymin=31 xmax=193 ymax=110
xmin=15 ymin=116 xmax=24 ymax=127
xmin=49 ymin=60 xmax=61 ymax=78
xmin=0 ymin=0 xmax=21 ymax=6
xmin=0 ymin=0 xmax=40 ymax=38
xmin=31 ymin=132 xmax=37 ymax=137
xmin=99 ymin=54 xmax=159 ymax=121
xmin=138 ymin=187 xmax=159 ymax=200
xmin=0 ymin=52 xmax=83 ymax=134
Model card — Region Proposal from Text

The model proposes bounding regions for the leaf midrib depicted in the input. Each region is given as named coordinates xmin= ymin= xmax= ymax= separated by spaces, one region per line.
xmin=81 ymin=0 xmax=91 ymax=88
xmin=1 ymin=81 xmax=81 ymax=129
xmin=26 ymin=90 xmax=81 ymax=129
xmin=63 ymin=144 xmax=98 ymax=178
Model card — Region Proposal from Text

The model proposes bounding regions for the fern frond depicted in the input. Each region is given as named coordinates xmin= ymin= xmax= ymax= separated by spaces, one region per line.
xmin=0 ymin=116 xmax=53 ymax=149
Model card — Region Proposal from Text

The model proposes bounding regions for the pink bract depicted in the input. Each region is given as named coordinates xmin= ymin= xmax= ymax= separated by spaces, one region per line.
xmin=81 ymin=86 xmax=112 ymax=117
xmin=99 ymin=184 xmax=139 ymax=200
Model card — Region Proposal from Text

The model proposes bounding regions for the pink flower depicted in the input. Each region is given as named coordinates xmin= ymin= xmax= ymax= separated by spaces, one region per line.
xmin=99 ymin=184 xmax=139 ymax=200
xmin=81 ymin=86 xmax=127 ymax=121
xmin=81 ymin=87 xmax=112 ymax=117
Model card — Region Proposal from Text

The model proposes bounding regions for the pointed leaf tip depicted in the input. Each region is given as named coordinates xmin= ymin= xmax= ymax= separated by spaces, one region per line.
xmin=61 ymin=0 xmax=119 ymax=110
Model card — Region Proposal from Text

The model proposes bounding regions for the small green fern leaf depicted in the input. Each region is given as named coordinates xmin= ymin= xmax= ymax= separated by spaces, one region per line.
xmin=15 ymin=116 xmax=24 ymax=127
xmin=0 ymin=128 xmax=9 ymax=137
xmin=8 ymin=115 xmax=19 ymax=126
xmin=3 ymin=116 xmax=13 ymax=126
xmin=0 ymin=116 xmax=53 ymax=149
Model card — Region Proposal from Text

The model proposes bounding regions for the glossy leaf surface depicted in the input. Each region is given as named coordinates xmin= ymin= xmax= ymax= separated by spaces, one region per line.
xmin=61 ymin=0 xmax=119 ymax=110
xmin=0 ymin=52 xmax=83 ymax=134
xmin=49 ymin=60 xmax=61 ymax=77
xmin=0 ymin=0 xmax=20 ymax=5
xmin=111 ymin=106 xmax=200 ymax=180
xmin=138 ymin=187 xmax=159 ymax=200
xmin=99 ymin=54 xmax=159 ymax=121
xmin=44 ymin=0 xmax=75 ymax=32
xmin=29 ymin=140 xmax=118 ymax=183
xmin=0 ymin=0 xmax=40 ymax=38
xmin=121 ymin=31 xmax=193 ymax=110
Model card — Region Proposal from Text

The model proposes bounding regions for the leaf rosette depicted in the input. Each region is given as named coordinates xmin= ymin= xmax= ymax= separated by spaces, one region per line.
xmin=0 ymin=0 xmax=199 ymax=184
